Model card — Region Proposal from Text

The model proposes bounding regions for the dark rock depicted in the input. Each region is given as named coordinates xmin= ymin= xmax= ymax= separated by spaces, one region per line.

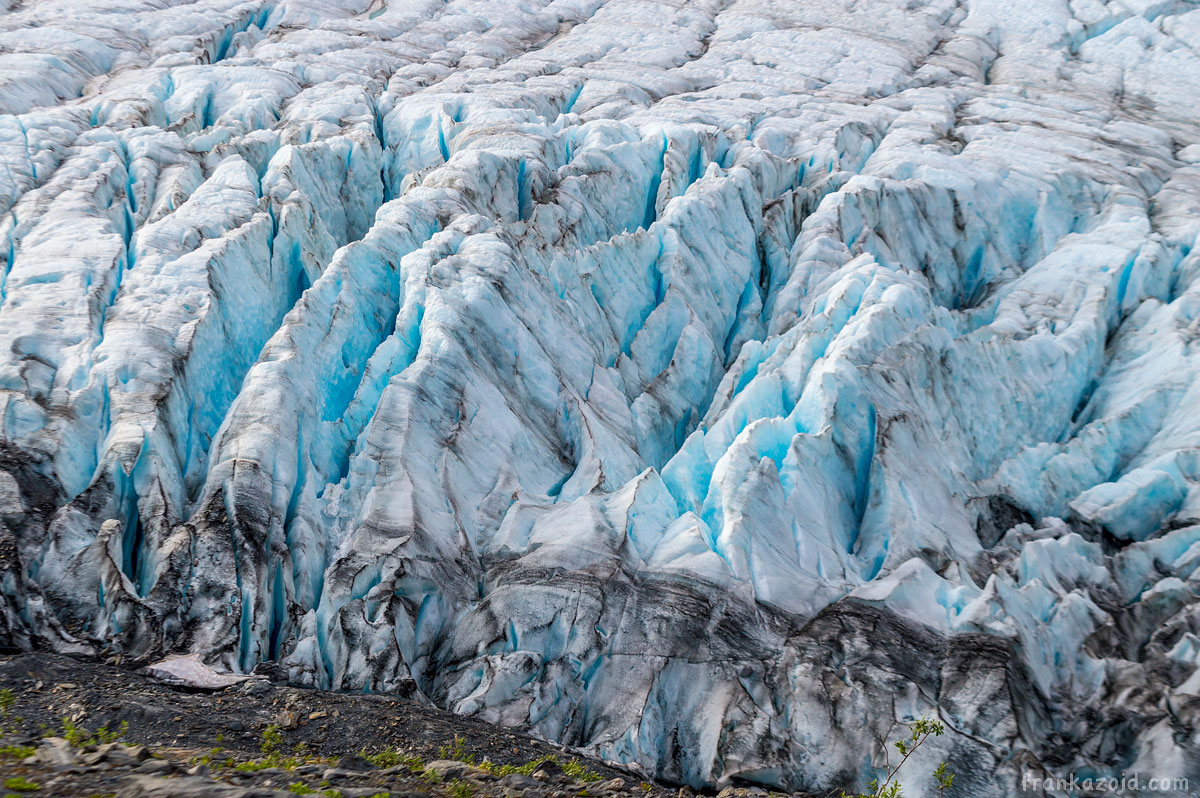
xmin=251 ymin=661 xmax=288 ymax=682
xmin=975 ymin=495 xmax=1035 ymax=547
xmin=135 ymin=759 xmax=173 ymax=775
xmin=1 ymin=732 xmax=38 ymax=747
xmin=339 ymin=752 xmax=377 ymax=771
xmin=533 ymin=760 xmax=563 ymax=778
xmin=500 ymin=773 xmax=541 ymax=790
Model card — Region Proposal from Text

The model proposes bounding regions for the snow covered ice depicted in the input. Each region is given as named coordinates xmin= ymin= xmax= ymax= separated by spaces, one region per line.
xmin=2 ymin=0 xmax=1200 ymax=793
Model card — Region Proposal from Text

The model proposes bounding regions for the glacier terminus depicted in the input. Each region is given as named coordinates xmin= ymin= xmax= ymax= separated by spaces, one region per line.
xmin=2 ymin=0 xmax=1200 ymax=794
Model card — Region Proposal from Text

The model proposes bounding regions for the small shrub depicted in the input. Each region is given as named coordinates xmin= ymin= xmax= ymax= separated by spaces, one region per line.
xmin=235 ymin=754 xmax=303 ymax=773
xmin=447 ymin=779 xmax=473 ymax=798
xmin=932 ymin=762 xmax=954 ymax=794
xmin=94 ymin=721 xmax=129 ymax=745
xmin=0 ymin=744 xmax=35 ymax=759
xmin=190 ymin=747 xmax=217 ymax=765
xmin=0 ymin=689 xmax=13 ymax=714
xmin=59 ymin=719 xmax=128 ymax=748
xmin=561 ymin=758 xmax=601 ymax=783
xmin=261 ymin=725 xmax=284 ymax=757
xmin=0 ymin=687 xmax=20 ymax=736
xmin=479 ymin=754 xmax=599 ymax=782
xmin=234 ymin=760 xmax=268 ymax=773
xmin=840 ymin=717 xmax=955 ymax=798
xmin=360 ymin=747 xmax=404 ymax=768
xmin=437 ymin=735 xmax=475 ymax=765
xmin=224 ymin=724 xmax=318 ymax=771
xmin=60 ymin=718 xmax=88 ymax=748
xmin=4 ymin=775 xmax=40 ymax=792
xmin=287 ymin=784 xmax=314 ymax=795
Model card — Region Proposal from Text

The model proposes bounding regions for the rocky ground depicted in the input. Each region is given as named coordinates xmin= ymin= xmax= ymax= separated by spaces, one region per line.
xmin=0 ymin=652 xmax=766 ymax=798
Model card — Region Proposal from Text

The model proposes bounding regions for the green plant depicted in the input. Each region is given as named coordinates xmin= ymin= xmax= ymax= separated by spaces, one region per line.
xmin=233 ymin=741 xmax=333 ymax=774
xmin=3 ymin=776 xmax=39 ymax=793
xmin=287 ymin=784 xmax=314 ymax=795
xmin=0 ymin=688 xmax=15 ymax=733
xmin=480 ymin=759 xmax=525 ymax=777
xmin=478 ymin=754 xmax=599 ymax=782
xmin=234 ymin=755 xmax=297 ymax=772
xmin=60 ymin=718 xmax=87 ymax=748
xmin=437 ymin=735 xmax=475 ymax=765
xmin=59 ymin=719 xmax=127 ymax=748
xmin=840 ymin=717 xmax=954 ymax=798
xmin=261 ymin=725 xmax=284 ymax=757
xmin=226 ymin=723 xmax=313 ymax=771
xmin=190 ymin=747 xmax=225 ymax=767
xmin=359 ymin=747 xmax=404 ymax=768
xmin=932 ymin=762 xmax=954 ymax=794
xmin=561 ymin=758 xmax=601 ymax=783
xmin=640 ymin=782 xmax=653 ymax=792
xmin=0 ymin=745 xmax=35 ymax=759
xmin=422 ymin=767 xmax=444 ymax=785
xmin=94 ymin=721 xmax=129 ymax=744
xmin=447 ymin=779 xmax=473 ymax=798
xmin=233 ymin=760 xmax=269 ymax=773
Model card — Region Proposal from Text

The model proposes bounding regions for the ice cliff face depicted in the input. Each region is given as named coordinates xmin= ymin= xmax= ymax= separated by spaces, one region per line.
xmin=2 ymin=0 xmax=1200 ymax=793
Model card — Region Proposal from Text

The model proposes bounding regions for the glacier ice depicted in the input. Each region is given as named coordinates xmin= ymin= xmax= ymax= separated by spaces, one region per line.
xmin=2 ymin=0 xmax=1200 ymax=793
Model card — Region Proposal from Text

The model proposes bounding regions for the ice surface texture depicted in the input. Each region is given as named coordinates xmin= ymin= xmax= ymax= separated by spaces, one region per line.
xmin=2 ymin=0 xmax=1200 ymax=792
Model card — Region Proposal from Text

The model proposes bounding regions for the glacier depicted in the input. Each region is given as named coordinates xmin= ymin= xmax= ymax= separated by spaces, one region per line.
xmin=2 ymin=0 xmax=1200 ymax=793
